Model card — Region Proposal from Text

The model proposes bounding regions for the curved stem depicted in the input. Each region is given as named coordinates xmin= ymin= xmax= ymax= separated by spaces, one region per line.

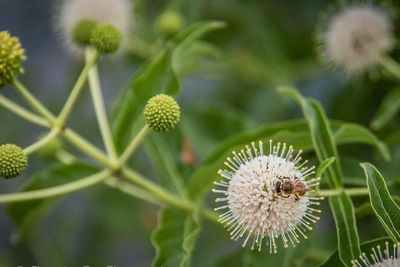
xmin=118 ymin=125 xmax=150 ymax=166
xmin=379 ymin=55 xmax=400 ymax=80
xmin=318 ymin=187 xmax=369 ymax=197
xmin=13 ymin=79 xmax=57 ymax=123
xmin=85 ymin=48 xmax=117 ymax=161
xmin=57 ymin=50 xmax=99 ymax=123
xmin=0 ymin=95 xmax=50 ymax=127
xmin=23 ymin=128 xmax=59 ymax=155
xmin=0 ymin=170 xmax=110 ymax=204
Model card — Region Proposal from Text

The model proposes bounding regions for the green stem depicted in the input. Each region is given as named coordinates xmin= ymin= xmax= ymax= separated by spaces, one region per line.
xmin=122 ymin=167 xmax=192 ymax=211
xmin=0 ymin=95 xmax=50 ymax=127
xmin=379 ymin=55 xmax=400 ymax=80
xmin=318 ymin=187 xmax=369 ymax=197
xmin=118 ymin=125 xmax=150 ymax=166
xmin=23 ymin=128 xmax=59 ymax=155
xmin=57 ymin=50 xmax=99 ymax=123
xmin=13 ymin=79 xmax=57 ymax=123
xmin=0 ymin=170 xmax=110 ymax=203
xmin=63 ymin=128 xmax=114 ymax=169
xmin=85 ymin=48 xmax=117 ymax=161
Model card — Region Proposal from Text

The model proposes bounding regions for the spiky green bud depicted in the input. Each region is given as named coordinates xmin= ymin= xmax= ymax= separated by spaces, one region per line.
xmin=90 ymin=24 xmax=122 ymax=54
xmin=72 ymin=19 xmax=98 ymax=46
xmin=0 ymin=31 xmax=26 ymax=87
xmin=157 ymin=11 xmax=184 ymax=35
xmin=0 ymin=144 xmax=27 ymax=179
xmin=144 ymin=94 xmax=180 ymax=132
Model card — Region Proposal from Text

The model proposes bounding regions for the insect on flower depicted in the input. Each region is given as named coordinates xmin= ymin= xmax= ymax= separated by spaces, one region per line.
xmin=213 ymin=140 xmax=322 ymax=253
xmin=352 ymin=241 xmax=400 ymax=267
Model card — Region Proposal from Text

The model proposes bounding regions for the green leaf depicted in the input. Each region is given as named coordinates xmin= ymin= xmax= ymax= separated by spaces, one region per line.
xmin=112 ymin=21 xmax=225 ymax=153
xmin=361 ymin=162 xmax=400 ymax=242
xmin=316 ymin=157 xmax=336 ymax=178
xmin=371 ymin=87 xmax=400 ymax=130
xmin=328 ymin=193 xmax=361 ymax=266
xmin=151 ymin=207 xmax=201 ymax=267
xmin=144 ymin=133 xmax=186 ymax=195
xmin=279 ymin=86 xmax=360 ymax=266
xmin=319 ymin=237 xmax=392 ymax=267
xmin=333 ymin=123 xmax=391 ymax=161
xmin=6 ymin=162 xmax=99 ymax=242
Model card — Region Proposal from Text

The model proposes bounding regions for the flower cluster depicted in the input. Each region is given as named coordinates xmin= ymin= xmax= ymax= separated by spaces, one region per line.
xmin=213 ymin=140 xmax=321 ymax=253
xmin=352 ymin=242 xmax=400 ymax=267
xmin=0 ymin=144 xmax=27 ymax=179
xmin=0 ymin=31 xmax=26 ymax=87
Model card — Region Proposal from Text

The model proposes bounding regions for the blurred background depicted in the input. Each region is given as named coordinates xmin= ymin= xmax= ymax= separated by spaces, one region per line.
xmin=0 ymin=0 xmax=400 ymax=266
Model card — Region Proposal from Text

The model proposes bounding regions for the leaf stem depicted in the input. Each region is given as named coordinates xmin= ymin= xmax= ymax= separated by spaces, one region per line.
xmin=85 ymin=48 xmax=117 ymax=161
xmin=13 ymin=79 xmax=57 ymax=123
xmin=319 ymin=187 xmax=369 ymax=197
xmin=0 ymin=170 xmax=110 ymax=203
xmin=379 ymin=55 xmax=400 ymax=80
xmin=57 ymin=50 xmax=99 ymax=123
xmin=0 ymin=95 xmax=50 ymax=127
xmin=118 ymin=125 xmax=150 ymax=165
xmin=23 ymin=128 xmax=59 ymax=155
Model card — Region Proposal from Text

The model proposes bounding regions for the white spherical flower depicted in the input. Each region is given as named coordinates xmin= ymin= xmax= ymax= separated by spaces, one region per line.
xmin=318 ymin=3 xmax=395 ymax=75
xmin=352 ymin=242 xmax=400 ymax=267
xmin=213 ymin=140 xmax=322 ymax=253
xmin=55 ymin=0 xmax=132 ymax=53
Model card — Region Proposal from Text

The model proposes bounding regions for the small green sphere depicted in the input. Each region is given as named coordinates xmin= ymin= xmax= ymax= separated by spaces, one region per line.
xmin=144 ymin=94 xmax=180 ymax=132
xmin=36 ymin=136 xmax=63 ymax=159
xmin=0 ymin=144 xmax=27 ymax=179
xmin=0 ymin=31 xmax=26 ymax=87
xmin=157 ymin=11 xmax=184 ymax=36
xmin=72 ymin=19 xmax=98 ymax=46
xmin=90 ymin=24 xmax=122 ymax=54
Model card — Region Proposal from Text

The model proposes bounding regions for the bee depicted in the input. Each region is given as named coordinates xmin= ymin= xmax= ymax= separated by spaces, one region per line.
xmin=274 ymin=176 xmax=308 ymax=201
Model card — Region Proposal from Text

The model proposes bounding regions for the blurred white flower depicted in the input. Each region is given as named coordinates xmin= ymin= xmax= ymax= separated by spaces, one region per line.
xmin=55 ymin=0 xmax=132 ymax=53
xmin=318 ymin=3 xmax=395 ymax=75
xmin=352 ymin=242 xmax=400 ymax=267
xmin=213 ymin=140 xmax=321 ymax=253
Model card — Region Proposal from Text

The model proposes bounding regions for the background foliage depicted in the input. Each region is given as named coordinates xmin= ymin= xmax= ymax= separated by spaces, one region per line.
xmin=1 ymin=0 xmax=400 ymax=266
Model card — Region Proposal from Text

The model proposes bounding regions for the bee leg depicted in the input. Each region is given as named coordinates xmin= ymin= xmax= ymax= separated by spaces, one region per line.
xmin=295 ymin=194 xmax=299 ymax=201
xmin=281 ymin=194 xmax=290 ymax=198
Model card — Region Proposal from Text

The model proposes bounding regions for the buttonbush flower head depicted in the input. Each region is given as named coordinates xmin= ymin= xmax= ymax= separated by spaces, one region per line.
xmin=157 ymin=10 xmax=185 ymax=36
xmin=317 ymin=2 xmax=395 ymax=75
xmin=144 ymin=94 xmax=180 ymax=132
xmin=0 ymin=31 xmax=26 ymax=87
xmin=90 ymin=24 xmax=122 ymax=54
xmin=0 ymin=144 xmax=28 ymax=179
xmin=213 ymin=140 xmax=321 ymax=253
xmin=352 ymin=242 xmax=399 ymax=267
xmin=72 ymin=19 xmax=98 ymax=46
xmin=55 ymin=0 xmax=131 ymax=53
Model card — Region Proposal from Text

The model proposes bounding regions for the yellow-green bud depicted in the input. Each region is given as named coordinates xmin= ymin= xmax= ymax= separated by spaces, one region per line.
xmin=0 ymin=144 xmax=27 ymax=179
xmin=72 ymin=19 xmax=98 ymax=46
xmin=36 ymin=136 xmax=63 ymax=159
xmin=144 ymin=94 xmax=180 ymax=132
xmin=90 ymin=24 xmax=122 ymax=54
xmin=157 ymin=11 xmax=184 ymax=36
xmin=0 ymin=31 xmax=26 ymax=87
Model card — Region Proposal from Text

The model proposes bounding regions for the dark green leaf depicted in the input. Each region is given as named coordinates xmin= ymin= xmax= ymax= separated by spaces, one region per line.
xmin=319 ymin=237 xmax=392 ymax=267
xmin=361 ymin=162 xmax=400 ymax=242
xmin=371 ymin=87 xmax=400 ymax=130
xmin=6 ymin=162 xmax=99 ymax=242
xmin=151 ymin=207 xmax=201 ymax=267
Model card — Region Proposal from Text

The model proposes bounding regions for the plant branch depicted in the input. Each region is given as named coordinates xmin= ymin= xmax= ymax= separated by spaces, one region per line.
xmin=23 ymin=128 xmax=59 ymax=155
xmin=0 ymin=95 xmax=50 ymax=127
xmin=379 ymin=55 xmax=400 ymax=80
xmin=85 ymin=48 xmax=117 ymax=161
xmin=118 ymin=125 xmax=150 ymax=166
xmin=57 ymin=50 xmax=99 ymax=123
xmin=318 ymin=187 xmax=369 ymax=197
xmin=0 ymin=170 xmax=110 ymax=203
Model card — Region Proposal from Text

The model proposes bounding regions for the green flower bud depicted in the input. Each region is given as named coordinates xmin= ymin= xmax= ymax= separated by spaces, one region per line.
xmin=90 ymin=24 xmax=122 ymax=54
xmin=0 ymin=144 xmax=27 ymax=179
xmin=36 ymin=136 xmax=63 ymax=159
xmin=0 ymin=31 xmax=26 ymax=87
xmin=72 ymin=19 xmax=98 ymax=46
xmin=157 ymin=11 xmax=184 ymax=36
xmin=144 ymin=94 xmax=180 ymax=132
